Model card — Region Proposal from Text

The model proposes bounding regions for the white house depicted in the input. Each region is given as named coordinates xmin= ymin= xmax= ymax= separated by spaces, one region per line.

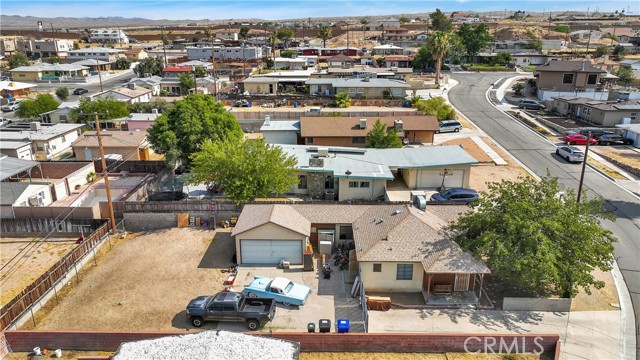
xmin=41 ymin=101 xmax=79 ymax=124
xmin=67 ymin=47 xmax=126 ymax=62
xmin=90 ymin=29 xmax=129 ymax=44
xmin=187 ymin=46 xmax=263 ymax=61
xmin=0 ymin=122 xmax=83 ymax=160
xmin=569 ymin=30 xmax=602 ymax=40
xmin=259 ymin=119 xmax=300 ymax=145
xmin=93 ymin=84 xmax=152 ymax=104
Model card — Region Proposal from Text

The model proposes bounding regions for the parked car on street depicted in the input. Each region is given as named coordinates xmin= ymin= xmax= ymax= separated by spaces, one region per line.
xmin=243 ymin=276 xmax=312 ymax=307
xmin=73 ymin=88 xmax=89 ymax=95
xmin=1 ymin=101 xmax=20 ymax=112
xmin=518 ymin=99 xmax=546 ymax=110
xmin=430 ymin=188 xmax=479 ymax=203
xmin=556 ymin=145 xmax=585 ymax=163
xmin=185 ymin=291 xmax=276 ymax=330
xmin=436 ymin=120 xmax=462 ymax=133
xmin=563 ymin=133 xmax=598 ymax=145
xmin=595 ymin=134 xmax=633 ymax=146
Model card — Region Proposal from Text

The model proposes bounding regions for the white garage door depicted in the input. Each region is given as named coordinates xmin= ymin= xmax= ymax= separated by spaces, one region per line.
xmin=240 ymin=240 xmax=303 ymax=265
xmin=418 ymin=169 xmax=465 ymax=188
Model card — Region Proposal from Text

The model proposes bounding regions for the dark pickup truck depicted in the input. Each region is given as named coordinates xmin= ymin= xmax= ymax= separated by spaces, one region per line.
xmin=186 ymin=291 xmax=276 ymax=330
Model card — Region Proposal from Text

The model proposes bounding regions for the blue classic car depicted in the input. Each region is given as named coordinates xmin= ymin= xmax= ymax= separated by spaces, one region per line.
xmin=243 ymin=276 xmax=312 ymax=306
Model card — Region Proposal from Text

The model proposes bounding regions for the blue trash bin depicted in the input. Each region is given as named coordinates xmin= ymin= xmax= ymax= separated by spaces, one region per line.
xmin=337 ymin=319 xmax=350 ymax=333
xmin=294 ymin=101 xmax=298 ymax=108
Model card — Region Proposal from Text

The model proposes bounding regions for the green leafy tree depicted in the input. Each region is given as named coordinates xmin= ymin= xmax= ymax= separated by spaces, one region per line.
xmin=318 ymin=26 xmax=333 ymax=48
xmin=8 ymin=52 xmax=29 ymax=69
xmin=55 ymin=87 xmax=69 ymax=101
xmin=115 ymin=57 xmax=131 ymax=70
xmin=427 ymin=31 xmax=450 ymax=86
xmin=334 ymin=92 xmax=351 ymax=108
xmin=276 ymin=28 xmax=294 ymax=48
xmin=280 ymin=50 xmax=297 ymax=58
xmin=447 ymin=174 xmax=616 ymax=298
xmin=72 ymin=42 xmax=81 ymax=50
xmin=512 ymin=83 xmax=524 ymax=96
xmin=612 ymin=45 xmax=627 ymax=60
xmin=178 ymin=73 xmax=196 ymax=95
xmin=190 ymin=139 xmax=298 ymax=204
xmin=46 ymin=56 xmax=60 ymax=64
xmin=194 ymin=67 xmax=206 ymax=78
xmin=128 ymin=98 xmax=172 ymax=113
xmin=412 ymin=44 xmax=434 ymax=71
xmin=525 ymin=38 xmax=543 ymax=52
xmin=399 ymin=16 xmax=411 ymax=24
xmin=239 ymin=26 xmax=250 ymax=41
xmin=554 ymin=25 xmax=571 ymax=34
xmin=147 ymin=94 xmax=243 ymax=166
xmin=134 ymin=56 xmax=164 ymax=77
xmin=70 ymin=98 xmax=130 ymax=123
xmin=615 ymin=67 xmax=635 ymax=86
xmin=376 ymin=57 xmax=386 ymax=67
xmin=265 ymin=58 xmax=274 ymax=69
xmin=429 ymin=8 xmax=452 ymax=32
xmin=457 ymin=23 xmax=493 ymax=61
xmin=365 ymin=119 xmax=403 ymax=148
xmin=203 ymin=27 xmax=212 ymax=42
xmin=15 ymin=93 xmax=60 ymax=119
xmin=413 ymin=96 xmax=456 ymax=121
xmin=495 ymin=51 xmax=512 ymax=65
xmin=594 ymin=45 xmax=609 ymax=58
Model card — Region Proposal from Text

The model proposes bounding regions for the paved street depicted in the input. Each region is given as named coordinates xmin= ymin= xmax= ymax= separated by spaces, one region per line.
xmin=449 ymin=73 xmax=640 ymax=360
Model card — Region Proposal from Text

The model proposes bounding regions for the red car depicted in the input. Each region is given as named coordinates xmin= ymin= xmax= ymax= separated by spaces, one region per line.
xmin=563 ymin=133 xmax=598 ymax=145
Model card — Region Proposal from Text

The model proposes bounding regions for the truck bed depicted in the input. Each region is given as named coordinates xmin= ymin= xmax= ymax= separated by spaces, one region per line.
xmin=241 ymin=299 xmax=275 ymax=313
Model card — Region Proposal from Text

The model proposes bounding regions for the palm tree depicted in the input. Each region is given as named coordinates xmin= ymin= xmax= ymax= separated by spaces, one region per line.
xmin=318 ymin=25 xmax=332 ymax=48
xmin=204 ymin=26 xmax=212 ymax=43
xmin=360 ymin=18 xmax=369 ymax=40
xmin=428 ymin=31 xmax=450 ymax=87
xmin=160 ymin=28 xmax=172 ymax=66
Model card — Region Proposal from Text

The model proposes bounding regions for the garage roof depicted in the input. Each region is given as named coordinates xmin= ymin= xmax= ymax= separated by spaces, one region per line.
xmin=231 ymin=204 xmax=311 ymax=237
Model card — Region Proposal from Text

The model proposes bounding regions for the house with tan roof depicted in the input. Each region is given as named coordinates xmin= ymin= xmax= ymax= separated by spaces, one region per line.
xmin=93 ymin=84 xmax=152 ymax=104
xmin=123 ymin=47 xmax=148 ymax=61
xmin=71 ymin=130 xmax=151 ymax=160
xmin=231 ymin=203 xmax=489 ymax=304
xmin=299 ymin=116 xmax=439 ymax=146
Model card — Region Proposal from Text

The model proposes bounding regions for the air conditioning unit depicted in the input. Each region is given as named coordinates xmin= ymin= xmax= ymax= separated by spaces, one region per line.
xmin=28 ymin=195 xmax=44 ymax=206
xmin=317 ymin=147 xmax=330 ymax=157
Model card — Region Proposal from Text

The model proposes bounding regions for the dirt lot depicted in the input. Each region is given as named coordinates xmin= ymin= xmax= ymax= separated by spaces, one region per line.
xmin=441 ymin=137 xmax=530 ymax=193
xmin=571 ymin=268 xmax=620 ymax=311
xmin=590 ymin=146 xmax=640 ymax=170
xmin=0 ymin=237 xmax=78 ymax=306
xmin=23 ymin=228 xmax=234 ymax=331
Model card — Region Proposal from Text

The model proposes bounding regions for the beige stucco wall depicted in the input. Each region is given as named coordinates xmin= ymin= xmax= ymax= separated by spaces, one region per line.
xmin=287 ymin=172 xmax=310 ymax=195
xmin=244 ymin=82 xmax=276 ymax=94
xmin=337 ymin=178 xmax=386 ymax=201
xmin=537 ymin=71 xmax=600 ymax=92
xmin=360 ymin=261 xmax=423 ymax=292
xmin=11 ymin=71 xmax=41 ymax=82
xmin=234 ymin=223 xmax=308 ymax=264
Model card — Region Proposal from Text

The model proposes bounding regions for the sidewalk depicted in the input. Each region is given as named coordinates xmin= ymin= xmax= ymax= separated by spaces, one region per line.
xmin=369 ymin=309 xmax=622 ymax=359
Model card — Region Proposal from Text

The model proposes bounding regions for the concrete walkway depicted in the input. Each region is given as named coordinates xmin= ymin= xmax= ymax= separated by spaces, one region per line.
xmin=369 ymin=309 xmax=622 ymax=360
xmin=471 ymin=136 xmax=508 ymax=165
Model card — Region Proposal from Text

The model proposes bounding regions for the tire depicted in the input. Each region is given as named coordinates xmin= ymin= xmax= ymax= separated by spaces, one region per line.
xmin=191 ymin=317 xmax=204 ymax=327
xmin=246 ymin=319 xmax=260 ymax=331
xmin=454 ymin=128 xmax=460 ymax=132
xmin=247 ymin=292 xmax=257 ymax=298
xmin=565 ymin=156 xmax=570 ymax=162
xmin=570 ymin=142 xmax=576 ymax=145
xmin=555 ymin=150 xmax=560 ymax=155
xmin=602 ymin=142 xmax=609 ymax=146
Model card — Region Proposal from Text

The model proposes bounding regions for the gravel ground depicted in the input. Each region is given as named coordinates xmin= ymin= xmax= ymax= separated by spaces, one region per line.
xmin=113 ymin=331 xmax=298 ymax=360
xmin=0 ymin=237 xmax=78 ymax=306
xmin=23 ymin=228 xmax=234 ymax=331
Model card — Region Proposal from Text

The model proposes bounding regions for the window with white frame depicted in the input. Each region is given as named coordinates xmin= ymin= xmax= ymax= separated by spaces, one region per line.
xmin=373 ymin=263 xmax=382 ymax=272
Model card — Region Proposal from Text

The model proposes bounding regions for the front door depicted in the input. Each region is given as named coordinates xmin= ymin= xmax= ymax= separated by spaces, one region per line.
xmin=454 ymin=274 xmax=470 ymax=291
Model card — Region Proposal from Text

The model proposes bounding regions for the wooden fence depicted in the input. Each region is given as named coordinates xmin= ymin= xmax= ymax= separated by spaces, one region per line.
xmin=0 ymin=220 xmax=111 ymax=330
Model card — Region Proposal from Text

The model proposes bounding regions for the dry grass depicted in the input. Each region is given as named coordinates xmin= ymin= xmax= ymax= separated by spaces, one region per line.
xmin=590 ymin=147 xmax=640 ymax=169
xmin=570 ymin=268 xmax=620 ymax=311
xmin=0 ymin=237 xmax=78 ymax=306
xmin=587 ymin=159 xmax=626 ymax=180
xmin=22 ymin=228 xmax=234 ymax=331
xmin=3 ymin=351 xmax=113 ymax=360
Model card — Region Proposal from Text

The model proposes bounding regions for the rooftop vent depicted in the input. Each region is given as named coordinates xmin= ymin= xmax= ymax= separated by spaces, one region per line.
xmin=359 ymin=119 xmax=367 ymax=129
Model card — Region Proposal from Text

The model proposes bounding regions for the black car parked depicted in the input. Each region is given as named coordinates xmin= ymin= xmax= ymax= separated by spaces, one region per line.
xmin=73 ymin=88 xmax=89 ymax=95
xmin=596 ymin=134 xmax=633 ymax=146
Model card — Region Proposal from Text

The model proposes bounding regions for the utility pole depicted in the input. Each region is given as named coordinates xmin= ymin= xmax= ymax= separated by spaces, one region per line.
xmin=161 ymin=26 xmax=168 ymax=67
xmin=94 ymin=112 xmax=117 ymax=234
xmin=97 ymin=60 xmax=104 ymax=92
xmin=586 ymin=29 xmax=593 ymax=55
xmin=211 ymin=54 xmax=218 ymax=101
xmin=577 ymin=131 xmax=591 ymax=203
xmin=192 ymin=65 xmax=198 ymax=94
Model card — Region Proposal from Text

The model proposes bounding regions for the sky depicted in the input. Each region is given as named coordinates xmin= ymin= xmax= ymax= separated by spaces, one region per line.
xmin=2 ymin=0 xmax=639 ymax=21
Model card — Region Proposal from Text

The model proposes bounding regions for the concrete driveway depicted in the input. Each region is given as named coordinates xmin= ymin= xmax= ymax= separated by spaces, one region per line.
xmin=216 ymin=262 xmax=364 ymax=333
